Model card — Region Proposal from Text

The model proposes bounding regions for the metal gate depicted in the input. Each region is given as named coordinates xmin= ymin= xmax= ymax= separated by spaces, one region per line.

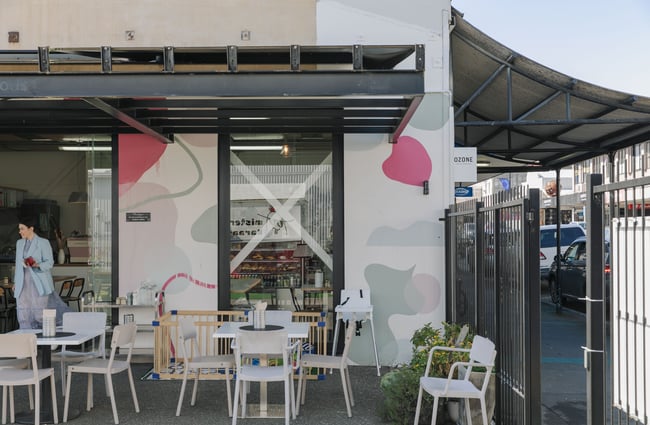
xmin=589 ymin=173 xmax=650 ymax=425
xmin=445 ymin=187 xmax=541 ymax=424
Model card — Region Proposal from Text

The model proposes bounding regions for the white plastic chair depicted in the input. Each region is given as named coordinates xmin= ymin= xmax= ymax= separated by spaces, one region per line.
xmin=63 ymin=322 xmax=140 ymax=424
xmin=0 ymin=357 xmax=34 ymax=411
xmin=0 ymin=333 xmax=58 ymax=425
xmin=52 ymin=311 xmax=107 ymax=394
xmin=297 ymin=319 xmax=355 ymax=417
xmin=414 ymin=335 xmax=497 ymax=425
xmin=175 ymin=317 xmax=235 ymax=417
xmin=331 ymin=289 xmax=380 ymax=376
xmin=231 ymin=329 xmax=297 ymax=425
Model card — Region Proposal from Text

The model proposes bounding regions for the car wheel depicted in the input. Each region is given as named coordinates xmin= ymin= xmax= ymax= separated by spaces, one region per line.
xmin=549 ymin=277 xmax=562 ymax=305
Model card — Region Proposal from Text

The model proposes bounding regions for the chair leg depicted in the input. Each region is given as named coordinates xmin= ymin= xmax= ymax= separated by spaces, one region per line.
xmin=2 ymin=386 xmax=6 ymax=425
xmin=50 ymin=375 xmax=59 ymax=424
xmin=429 ymin=396 xmax=440 ymax=425
xmin=9 ymin=386 xmax=14 ymax=424
xmin=344 ymin=366 xmax=354 ymax=406
xmin=231 ymin=378 xmax=240 ymax=425
xmin=339 ymin=368 xmax=352 ymax=417
xmin=465 ymin=398 xmax=473 ymax=425
xmin=283 ymin=377 xmax=290 ymax=425
xmin=175 ymin=372 xmax=188 ymax=416
xmin=480 ymin=397 xmax=488 ymax=425
xmin=413 ymin=385 xmax=423 ymax=425
xmin=105 ymin=375 xmax=119 ymax=424
xmin=34 ymin=381 xmax=40 ymax=425
xmin=191 ymin=369 xmax=200 ymax=406
xmin=86 ymin=373 xmax=93 ymax=411
xmin=225 ymin=370 xmax=233 ymax=417
xmin=63 ymin=368 xmax=73 ymax=422
xmin=295 ymin=368 xmax=304 ymax=415
xmin=28 ymin=384 xmax=34 ymax=410
xmin=127 ymin=367 xmax=140 ymax=412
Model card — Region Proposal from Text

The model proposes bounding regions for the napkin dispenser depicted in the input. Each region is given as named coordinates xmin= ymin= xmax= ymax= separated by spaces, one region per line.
xmin=252 ymin=301 xmax=267 ymax=329
xmin=42 ymin=309 xmax=57 ymax=337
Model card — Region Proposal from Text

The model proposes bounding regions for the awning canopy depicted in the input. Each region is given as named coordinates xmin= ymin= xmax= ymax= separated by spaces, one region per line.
xmin=451 ymin=8 xmax=650 ymax=174
xmin=0 ymin=44 xmax=424 ymax=150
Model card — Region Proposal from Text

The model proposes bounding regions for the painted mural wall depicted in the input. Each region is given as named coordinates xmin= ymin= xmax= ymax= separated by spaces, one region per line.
xmin=118 ymin=134 xmax=219 ymax=312
xmin=318 ymin=0 xmax=453 ymax=366
xmin=112 ymin=0 xmax=454 ymax=367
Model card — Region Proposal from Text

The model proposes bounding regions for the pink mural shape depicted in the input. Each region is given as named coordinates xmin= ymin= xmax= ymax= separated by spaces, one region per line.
xmin=118 ymin=134 xmax=168 ymax=197
xmin=381 ymin=135 xmax=432 ymax=186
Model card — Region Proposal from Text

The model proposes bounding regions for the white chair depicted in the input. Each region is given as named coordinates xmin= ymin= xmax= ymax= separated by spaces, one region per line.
xmin=414 ymin=335 xmax=497 ymax=425
xmin=0 ymin=357 xmax=34 ymax=411
xmin=231 ymin=328 xmax=297 ymax=425
xmin=0 ymin=334 xmax=58 ymax=425
xmin=297 ymin=319 xmax=355 ymax=417
xmin=175 ymin=317 xmax=235 ymax=417
xmin=63 ymin=322 xmax=140 ymax=424
xmin=331 ymin=289 xmax=380 ymax=376
xmin=52 ymin=311 xmax=107 ymax=394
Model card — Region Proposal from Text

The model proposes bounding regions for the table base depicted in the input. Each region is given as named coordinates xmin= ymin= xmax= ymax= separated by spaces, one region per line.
xmin=15 ymin=407 xmax=81 ymax=424
xmin=239 ymin=403 xmax=288 ymax=418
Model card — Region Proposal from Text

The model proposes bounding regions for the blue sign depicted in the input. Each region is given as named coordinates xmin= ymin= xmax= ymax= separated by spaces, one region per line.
xmin=455 ymin=186 xmax=473 ymax=197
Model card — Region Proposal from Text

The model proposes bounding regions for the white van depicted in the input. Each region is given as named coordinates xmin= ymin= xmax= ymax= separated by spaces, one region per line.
xmin=539 ymin=223 xmax=586 ymax=281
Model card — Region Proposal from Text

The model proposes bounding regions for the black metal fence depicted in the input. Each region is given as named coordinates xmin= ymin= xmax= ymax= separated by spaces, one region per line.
xmin=446 ymin=187 xmax=541 ymax=425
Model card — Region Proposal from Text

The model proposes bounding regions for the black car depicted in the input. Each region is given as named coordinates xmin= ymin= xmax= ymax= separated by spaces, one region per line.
xmin=548 ymin=236 xmax=610 ymax=305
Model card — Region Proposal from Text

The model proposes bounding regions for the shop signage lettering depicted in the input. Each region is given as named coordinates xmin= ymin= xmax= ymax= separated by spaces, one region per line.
xmin=231 ymin=205 xmax=301 ymax=241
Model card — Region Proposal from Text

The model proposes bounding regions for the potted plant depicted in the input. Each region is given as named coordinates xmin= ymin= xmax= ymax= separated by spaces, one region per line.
xmin=379 ymin=322 xmax=474 ymax=425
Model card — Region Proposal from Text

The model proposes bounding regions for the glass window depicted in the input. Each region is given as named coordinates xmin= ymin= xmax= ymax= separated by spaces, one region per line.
xmin=229 ymin=134 xmax=333 ymax=311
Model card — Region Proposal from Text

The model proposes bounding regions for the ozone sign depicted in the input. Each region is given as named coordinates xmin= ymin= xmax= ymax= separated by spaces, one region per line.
xmin=452 ymin=147 xmax=477 ymax=183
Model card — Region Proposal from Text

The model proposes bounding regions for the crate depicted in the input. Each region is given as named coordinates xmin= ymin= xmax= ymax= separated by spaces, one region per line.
xmin=152 ymin=310 xmax=328 ymax=381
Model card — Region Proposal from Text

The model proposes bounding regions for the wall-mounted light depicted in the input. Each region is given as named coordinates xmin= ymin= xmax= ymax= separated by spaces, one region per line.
xmin=477 ymin=160 xmax=491 ymax=167
xmin=59 ymin=146 xmax=112 ymax=152
xmin=280 ymin=144 xmax=290 ymax=157
xmin=230 ymin=145 xmax=283 ymax=151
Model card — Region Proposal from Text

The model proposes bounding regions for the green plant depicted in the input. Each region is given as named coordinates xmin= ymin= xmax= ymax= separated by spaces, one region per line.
xmin=379 ymin=322 xmax=474 ymax=425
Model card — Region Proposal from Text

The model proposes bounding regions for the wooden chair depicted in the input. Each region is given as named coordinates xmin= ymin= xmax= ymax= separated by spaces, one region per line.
xmin=414 ymin=335 xmax=497 ymax=425
xmin=61 ymin=278 xmax=85 ymax=311
xmin=58 ymin=280 xmax=73 ymax=298
xmin=297 ymin=320 xmax=355 ymax=417
xmin=0 ymin=333 xmax=58 ymax=425
xmin=63 ymin=322 xmax=139 ymax=424
xmin=175 ymin=317 xmax=235 ymax=417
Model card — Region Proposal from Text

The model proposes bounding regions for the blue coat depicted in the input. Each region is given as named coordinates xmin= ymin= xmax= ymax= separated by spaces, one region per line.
xmin=13 ymin=235 xmax=55 ymax=298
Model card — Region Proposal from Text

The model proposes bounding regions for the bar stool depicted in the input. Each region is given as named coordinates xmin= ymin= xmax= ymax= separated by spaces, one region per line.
xmin=331 ymin=288 xmax=380 ymax=376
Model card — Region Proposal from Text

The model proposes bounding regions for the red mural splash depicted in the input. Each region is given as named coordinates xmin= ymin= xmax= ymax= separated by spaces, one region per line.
xmin=161 ymin=272 xmax=216 ymax=293
xmin=381 ymin=135 xmax=432 ymax=186
xmin=118 ymin=134 xmax=167 ymax=196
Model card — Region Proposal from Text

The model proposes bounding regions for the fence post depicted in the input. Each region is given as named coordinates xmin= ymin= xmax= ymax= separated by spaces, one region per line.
xmin=586 ymin=173 xmax=605 ymax=425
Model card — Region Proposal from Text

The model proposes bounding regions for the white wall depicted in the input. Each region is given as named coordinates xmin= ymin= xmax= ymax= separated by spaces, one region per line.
xmin=318 ymin=0 xmax=452 ymax=365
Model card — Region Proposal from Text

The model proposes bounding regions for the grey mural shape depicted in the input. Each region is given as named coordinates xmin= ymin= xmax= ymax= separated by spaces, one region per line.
xmin=367 ymin=220 xmax=443 ymax=246
xmin=409 ymin=92 xmax=450 ymax=131
xmin=191 ymin=205 xmax=218 ymax=244
xmin=346 ymin=264 xmax=417 ymax=366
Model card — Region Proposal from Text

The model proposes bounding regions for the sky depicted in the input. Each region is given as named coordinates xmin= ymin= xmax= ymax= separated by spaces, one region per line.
xmin=450 ymin=0 xmax=650 ymax=98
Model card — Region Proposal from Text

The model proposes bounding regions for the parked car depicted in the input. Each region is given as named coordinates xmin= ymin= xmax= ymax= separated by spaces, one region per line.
xmin=539 ymin=223 xmax=586 ymax=282
xmin=548 ymin=236 xmax=610 ymax=305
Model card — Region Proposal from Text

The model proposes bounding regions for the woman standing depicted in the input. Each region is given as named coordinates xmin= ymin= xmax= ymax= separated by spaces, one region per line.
xmin=13 ymin=216 xmax=69 ymax=329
